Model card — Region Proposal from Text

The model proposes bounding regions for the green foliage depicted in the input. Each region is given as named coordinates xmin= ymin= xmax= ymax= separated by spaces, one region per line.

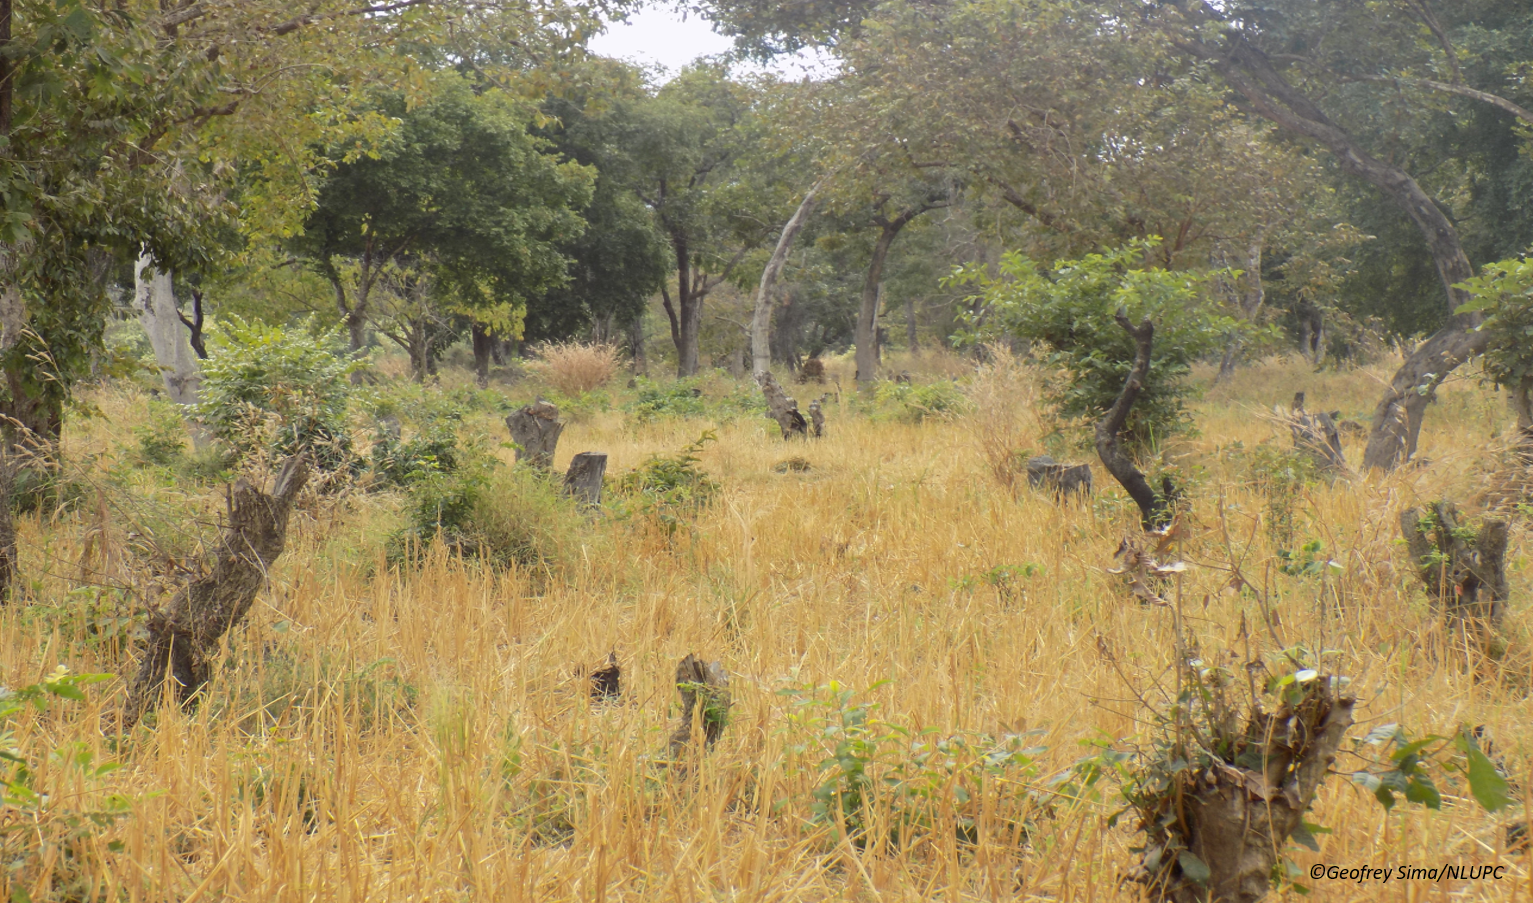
xmin=2 ymin=667 xmax=134 ymax=900
xmin=871 ymin=380 xmax=969 ymax=423
xmin=778 ymin=681 xmax=1049 ymax=848
xmin=389 ymin=458 xmax=582 ymax=570
xmin=372 ymin=425 xmax=463 ymax=488
xmin=1458 ymin=253 xmax=1533 ymax=399
xmin=949 ymin=240 xmax=1236 ymax=450
xmin=196 ymin=316 xmax=359 ymax=474
xmin=1225 ymin=440 xmax=1319 ymax=549
xmin=131 ymin=403 xmax=190 ymax=468
xmin=1351 ymin=724 xmax=1515 ymax=814
xmin=950 ymin=563 xmax=1043 ymax=605
xmin=613 ymin=432 xmax=720 ymax=533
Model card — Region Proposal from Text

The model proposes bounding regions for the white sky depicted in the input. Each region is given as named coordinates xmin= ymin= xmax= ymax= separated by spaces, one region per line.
xmin=588 ymin=3 xmax=837 ymax=81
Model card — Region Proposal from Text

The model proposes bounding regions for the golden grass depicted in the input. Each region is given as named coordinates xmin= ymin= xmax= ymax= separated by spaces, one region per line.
xmin=4 ymin=355 xmax=1533 ymax=901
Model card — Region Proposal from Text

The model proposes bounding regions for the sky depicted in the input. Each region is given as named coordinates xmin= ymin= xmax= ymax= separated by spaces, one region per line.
xmin=587 ymin=3 xmax=836 ymax=81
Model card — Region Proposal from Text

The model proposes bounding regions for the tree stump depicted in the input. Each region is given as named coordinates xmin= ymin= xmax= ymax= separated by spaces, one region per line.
xmin=1400 ymin=501 xmax=1508 ymax=633
xmin=1286 ymin=392 xmax=1347 ymax=474
xmin=667 ymin=654 xmax=731 ymax=759
xmin=506 ymin=398 xmax=564 ymax=470
xmin=123 ymin=456 xmax=310 ymax=729
xmin=563 ymin=452 xmax=607 ymax=508
xmin=797 ymin=358 xmax=825 ymax=384
xmin=755 ymin=370 xmax=807 ymax=439
xmin=1025 ymin=455 xmax=1093 ymax=497
xmin=1141 ymin=679 xmax=1355 ymax=903
xmin=807 ymin=397 xmax=825 ymax=438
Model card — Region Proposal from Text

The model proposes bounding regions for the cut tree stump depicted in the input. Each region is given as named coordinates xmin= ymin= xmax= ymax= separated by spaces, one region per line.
xmin=588 ymin=651 xmax=621 ymax=702
xmin=123 ymin=456 xmax=310 ymax=730
xmin=756 ymin=371 xmax=807 ymax=439
xmin=1401 ymin=500 xmax=1508 ymax=633
xmin=667 ymin=654 xmax=731 ymax=759
xmin=1142 ymin=679 xmax=1356 ymax=903
xmin=506 ymin=398 xmax=564 ymax=470
xmin=807 ymin=397 xmax=825 ymax=438
xmin=1025 ymin=455 xmax=1093 ymax=497
xmin=563 ymin=452 xmax=607 ymax=507
xmin=1285 ymin=392 xmax=1347 ymax=474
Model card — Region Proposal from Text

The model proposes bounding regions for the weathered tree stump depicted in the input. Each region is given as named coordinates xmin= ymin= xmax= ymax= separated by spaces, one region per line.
xmin=807 ymin=397 xmax=825 ymax=438
xmin=1286 ymin=392 xmax=1347 ymax=474
xmin=1141 ymin=679 xmax=1355 ymax=903
xmin=1025 ymin=455 xmax=1093 ymax=497
xmin=123 ymin=456 xmax=310 ymax=729
xmin=756 ymin=371 xmax=807 ymax=439
xmin=506 ymin=398 xmax=564 ymax=470
xmin=667 ymin=654 xmax=731 ymax=759
xmin=797 ymin=358 xmax=825 ymax=384
xmin=588 ymin=651 xmax=621 ymax=702
xmin=1401 ymin=501 xmax=1508 ymax=632
xmin=563 ymin=452 xmax=607 ymax=508
xmin=1095 ymin=313 xmax=1173 ymax=529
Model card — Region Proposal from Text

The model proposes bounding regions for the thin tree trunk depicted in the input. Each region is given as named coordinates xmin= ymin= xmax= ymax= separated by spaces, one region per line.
xmin=751 ymin=185 xmax=821 ymax=377
xmin=133 ymin=254 xmax=210 ymax=450
xmin=629 ymin=316 xmax=647 ymax=375
xmin=1215 ymin=237 xmax=1264 ymax=384
xmin=906 ymin=293 xmax=918 ymax=351
xmin=1095 ymin=313 xmax=1171 ymax=530
xmin=471 ymin=323 xmax=493 ymax=389
xmin=856 ymin=212 xmax=919 ymax=384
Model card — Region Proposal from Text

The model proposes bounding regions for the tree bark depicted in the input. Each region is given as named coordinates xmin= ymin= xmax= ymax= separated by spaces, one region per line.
xmin=667 ymin=654 xmax=731 ymax=761
xmin=1095 ymin=313 xmax=1172 ymax=530
xmin=906 ymin=293 xmax=918 ymax=351
xmin=563 ymin=452 xmax=607 ymax=508
xmin=506 ymin=399 xmax=564 ymax=470
xmin=856 ymin=210 xmax=920 ymax=384
xmin=757 ymin=370 xmax=808 ymax=439
xmin=133 ymin=253 xmax=210 ymax=450
xmin=751 ymin=185 xmax=820 ymax=376
xmin=629 ymin=316 xmax=647 ymax=375
xmin=1401 ymin=501 xmax=1508 ymax=634
xmin=471 ymin=323 xmax=493 ymax=389
xmin=122 ymin=456 xmax=310 ymax=730
xmin=1175 ymin=32 xmax=1480 ymax=471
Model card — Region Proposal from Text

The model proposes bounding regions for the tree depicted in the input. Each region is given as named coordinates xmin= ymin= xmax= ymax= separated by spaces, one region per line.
xmin=290 ymin=78 xmax=594 ymax=378
xmin=1149 ymin=0 xmax=1533 ymax=469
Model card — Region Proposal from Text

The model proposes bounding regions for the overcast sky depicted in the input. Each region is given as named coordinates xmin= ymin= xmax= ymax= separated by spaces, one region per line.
xmin=588 ymin=3 xmax=836 ymax=81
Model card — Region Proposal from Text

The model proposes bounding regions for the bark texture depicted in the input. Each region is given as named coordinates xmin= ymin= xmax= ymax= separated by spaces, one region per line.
xmin=855 ymin=211 xmax=920 ymax=384
xmin=1401 ymin=501 xmax=1508 ymax=633
xmin=756 ymin=370 xmax=807 ymax=439
xmin=123 ymin=456 xmax=309 ymax=729
xmin=667 ymin=654 xmax=731 ymax=759
xmin=1095 ymin=314 xmax=1172 ymax=529
xmin=506 ymin=399 xmax=564 ymax=470
xmin=563 ymin=452 xmax=607 ymax=508
xmin=133 ymin=253 xmax=205 ymax=411
xmin=1144 ymin=683 xmax=1355 ymax=903
xmin=1286 ymin=392 xmax=1347 ymax=475
xmin=751 ymin=186 xmax=820 ymax=376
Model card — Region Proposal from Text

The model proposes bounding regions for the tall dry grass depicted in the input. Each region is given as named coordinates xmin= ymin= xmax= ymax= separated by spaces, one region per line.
xmin=524 ymin=341 xmax=622 ymax=397
xmin=3 ymin=357 xmax=1532 ymax=901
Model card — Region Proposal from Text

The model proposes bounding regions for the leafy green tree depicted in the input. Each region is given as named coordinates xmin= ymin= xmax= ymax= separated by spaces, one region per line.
xmin=1458 ymin=253 xmax=1533 ymax=439
xmin=951 ymin=241 xmax=1237 ymax=451
xmin=289 ymin=77 xmax=594 ymax=376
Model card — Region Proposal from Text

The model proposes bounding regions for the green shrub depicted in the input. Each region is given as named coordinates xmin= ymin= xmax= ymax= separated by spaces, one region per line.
xmin=949 ymin=239 xmax=1237 ymax=451
xmin=613 ymin=432 xmax=719 ymax=533
xmin=196 ymin=316 xmax=360 ymax=475
xmin=131 ymin=402 xmax=189 ymax=468
xmin=872 ymin=380 xmax=969 ymax=423
xmin=372 ymin=425 xmax=463 ymax=488
xmin=627 ymin=377 xmax=708 ymax=422
xmin=388 ymin=460 xmax=582 ymax=569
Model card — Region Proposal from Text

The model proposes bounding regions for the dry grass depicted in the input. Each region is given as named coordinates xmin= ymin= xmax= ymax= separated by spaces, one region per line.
xmin=524 ymin=341 xmax=623 ymax=397
xmin=4 ymin=357 xmax=1533 ymax=901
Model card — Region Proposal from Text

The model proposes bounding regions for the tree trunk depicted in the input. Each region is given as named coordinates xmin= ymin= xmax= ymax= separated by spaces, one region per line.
xmin=1186 ymin=36 xmax=1481 ymax=471
xmin=134 ymin=253 xmax=209 ymax=449
xmin=666 ymin=654 xmax=731 ymax=761
xmin=471 ymin=323 xmax=493 ymax=389
xmin=0 ymin=446 xmax=13 ymax=605
xmin=506 ymin=399 xmax=564 ymax=470
xmin=1287 ymin=392 xmax=1348 ymax=476
xmin=122 ymin=456 xmax=310 ymax=730
xmin=906 ymin=292 xmax=918 ymax=351
xmin=1095 ymin=313 xmax=1172 ymax=530
xmin=1401 ymin=501 xmax=1508 ymax=635
xmin=563 ymin=452 xmax=607 ymax=508
xmin=757 ymin=370 xmax=808 ymax=439
xmin=751 ymin=185 xmax=820 ymax=376
xmin=629 ymin=316 xmax=646 ymax=375
xmin=856 ymin=212 xmax=919 ymax=384
xmin=1215 ymin=237 xmax=1264 ymax=383
xmin=1512 ymin=379 xmax=1533 ymax=445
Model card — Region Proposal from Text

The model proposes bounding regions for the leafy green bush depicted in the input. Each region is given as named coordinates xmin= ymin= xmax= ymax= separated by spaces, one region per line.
xmin=196 ymin=316 xmax=360 ymax=474
xmin=131 ymin=402 xmax=189 ymax=468
xmin=1458 ymin=253 xmax=1533 ymax=431
xmin=626 ymin=377 xmax=708 ymax=422
xmin=872 ymin=380 xmax=969 ymax=423
xmin=2 ymin=667 xmax=134 ymax=901
xmin=949 ymin=239 xmax=1236 ymax=451
xmin=372 ymin=425 xmax=462 ymax=488
xmin=613 ymin=432 xmax=719 ymax=533
xmin=388 ymin=460 xmax=582 ymax=569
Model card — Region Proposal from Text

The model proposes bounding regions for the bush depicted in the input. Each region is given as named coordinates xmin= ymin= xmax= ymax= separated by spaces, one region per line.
xmin=626 ymin=377 xmax=708 ymax=422
xmin=872 ymin=380 xmax=969 ymax=423
xmin=388 ymin=460 xmax=582 ymax=569
xmin=949 ymin=239 xmax=1236 ymax=451
xmin=613 ymin=432 xmax=719 ymax=533
xmin=196 ymin=317 xmax=360 ymax=475
xmin=524 ymin=341 xmax=622 ymax=397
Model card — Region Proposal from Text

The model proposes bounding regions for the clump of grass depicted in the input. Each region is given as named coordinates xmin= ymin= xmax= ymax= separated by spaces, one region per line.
xmin=388 ymin=461 xmax=585 ymax=570
xmin=524 ymin=341 xmax=622 ymax=397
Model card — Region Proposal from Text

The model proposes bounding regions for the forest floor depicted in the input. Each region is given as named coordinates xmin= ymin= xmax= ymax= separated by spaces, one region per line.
xmin=4 ymin=351 xmax=1532 ymax=902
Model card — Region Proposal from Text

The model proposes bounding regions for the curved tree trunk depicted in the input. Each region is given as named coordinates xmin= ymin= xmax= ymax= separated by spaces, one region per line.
xmin=1095 ymin=313 xmax=1172 ymax=530
xmin=751 ymin=184 xmax=820 ymax=376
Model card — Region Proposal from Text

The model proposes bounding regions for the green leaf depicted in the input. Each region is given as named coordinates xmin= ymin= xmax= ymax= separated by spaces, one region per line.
xmin=1177 ymin=850 xmax=1211 ymax=884
xmin=1456 ymin=731 xmax=1514 ymax=813
xmin=1404 ymin=776 xmax=1441 ymax=809
xmin=1290 ymin=821 xmax=1321 ymax=852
